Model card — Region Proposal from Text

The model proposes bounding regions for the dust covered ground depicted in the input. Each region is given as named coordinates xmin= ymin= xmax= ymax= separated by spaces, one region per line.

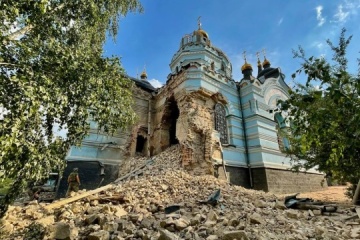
xmin=298 ymin=186 xmax=351 ymax=205
xmin=1 ymin=145 xmax=359 ymax=240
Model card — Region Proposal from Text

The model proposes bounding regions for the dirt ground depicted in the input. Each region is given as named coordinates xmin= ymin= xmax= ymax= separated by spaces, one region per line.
xmin=296 ymin=185 xmax=352 ymax=205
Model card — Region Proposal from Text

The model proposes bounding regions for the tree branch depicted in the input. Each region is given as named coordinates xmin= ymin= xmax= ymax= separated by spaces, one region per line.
xmin=0 ymin=62 xmax=18 ymax=66
xmin=6 ymin=25 xmax=33 ymax=41
xmin=5 ymin=3 xmax=65 ymax=41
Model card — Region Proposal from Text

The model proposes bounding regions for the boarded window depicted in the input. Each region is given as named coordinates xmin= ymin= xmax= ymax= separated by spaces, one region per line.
xmin=214 ymin=103 xmax=228 ymax=144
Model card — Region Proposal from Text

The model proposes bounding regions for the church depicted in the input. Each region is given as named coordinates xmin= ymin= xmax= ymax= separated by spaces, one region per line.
xmin=65 ymin=23 xmax=326 ymax=194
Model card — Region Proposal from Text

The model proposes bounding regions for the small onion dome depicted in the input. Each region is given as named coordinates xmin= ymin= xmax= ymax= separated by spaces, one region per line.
xmin=140 ymin=70 xmax=147 ymax=80
xmin=257 ymin=59 xmax=262 ymax=67
xmin=241 ymin=62 xmax=253 ymax=72
xmin=194 ymin=29 xmax=209 ymax=39
xmin=262 ymin=58 xmax=271 ymax=67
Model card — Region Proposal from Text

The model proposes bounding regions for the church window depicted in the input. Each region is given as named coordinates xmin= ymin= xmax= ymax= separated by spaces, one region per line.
xmin=211 ymin=61 xmax=215 ymax=71
xmin=214 ymin=103 xmax=228 ymax=144
xmin=274 ymin=113 xmax=290 ymax=151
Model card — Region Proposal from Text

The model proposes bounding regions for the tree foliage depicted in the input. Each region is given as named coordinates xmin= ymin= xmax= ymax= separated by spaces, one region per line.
xmin=0 ymin=0 xmax=142 ymax=217
xmin=280 ymin=28 xmax=360 ymax=183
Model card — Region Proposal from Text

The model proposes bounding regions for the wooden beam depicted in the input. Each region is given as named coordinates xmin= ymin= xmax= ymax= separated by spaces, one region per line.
xmin=44 ymin=158 xmax=153 ymax=210
xmin=353 ymin=179 xmax=360 ymax=205
xmin=355 ymin=208 xmax=360 ymax=219
xmin=114 ymin=163 xmax=147 ymax=183
xmin=43 ymin=184 xmax=114 ymax=211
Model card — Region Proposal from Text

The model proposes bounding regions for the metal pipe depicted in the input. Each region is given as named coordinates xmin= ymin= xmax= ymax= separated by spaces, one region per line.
xmin=237 ymin=84 xmax=253 ymax=188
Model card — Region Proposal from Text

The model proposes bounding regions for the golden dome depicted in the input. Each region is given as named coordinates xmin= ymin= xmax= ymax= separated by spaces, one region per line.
xmin=194 ymin=29 xmax=209 ymax=39
xmin=257 ymin=59 xmax=262 ymax=67
xmin=140 ymin=71 xmax=147 ymax=79
xmin=262 ymin=58 xmax=271 ymax=67
xmin=241 ymin=62 xmax=253 ymax=72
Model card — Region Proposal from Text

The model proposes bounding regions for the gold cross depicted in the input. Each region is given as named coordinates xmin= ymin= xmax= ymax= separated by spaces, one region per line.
xmin=262 ymin=49 xmax=267 ymax=59
xmin=242 ymin=51 xmax=247 ymax=62
xmin=197 ymin=16 xmax=202 ymax=29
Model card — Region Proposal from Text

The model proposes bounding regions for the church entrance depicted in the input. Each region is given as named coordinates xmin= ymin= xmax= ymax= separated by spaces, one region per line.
xmin=161 ymin=96 xmax=179 ymax=150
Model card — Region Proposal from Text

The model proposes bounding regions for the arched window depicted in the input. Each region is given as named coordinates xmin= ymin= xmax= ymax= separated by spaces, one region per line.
xmin=274 ymin=113 xmax=290 ymax=151
xmin=214 ymin=103 xmax=228 ymax=144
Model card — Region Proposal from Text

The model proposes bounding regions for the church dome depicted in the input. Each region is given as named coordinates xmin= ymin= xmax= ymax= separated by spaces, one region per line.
xmin=140 ymin=70 xmax=147 ymax=80
xmin=194 ymin=29 xmax=209 ymax=39
xmin=262 ymin=58 xmax=271 ymax=67
xmin=241 ymin=62 xmax=253 ymax=72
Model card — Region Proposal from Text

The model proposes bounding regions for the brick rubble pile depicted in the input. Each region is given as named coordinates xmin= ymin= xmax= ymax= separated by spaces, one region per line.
xmin=118 ymin=145 xmax=182 ymax=177
xmin=1 ymin=145 xmax=360 ymax=239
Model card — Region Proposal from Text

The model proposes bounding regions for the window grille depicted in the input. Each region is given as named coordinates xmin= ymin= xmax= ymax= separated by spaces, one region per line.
xmin=214 ymin=103 xmax=228 ymax=144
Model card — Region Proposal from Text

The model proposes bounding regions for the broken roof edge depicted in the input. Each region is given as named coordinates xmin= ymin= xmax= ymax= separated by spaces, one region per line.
xmin=123 ymin=74 xmax=157 ymax=92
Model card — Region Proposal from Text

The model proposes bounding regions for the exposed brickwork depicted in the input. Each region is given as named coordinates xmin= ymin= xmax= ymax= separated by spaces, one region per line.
xmin=252 ymin=168 xmax=268 ymax=192
xmin=225 ymin=166 xmax=251 ymax=189
xmin=149 ymin=73 xmax=221 ymax=176
xmin=181 ymin=145 xmax=192 ymax=167
xmin=265 ymin=168 xmax=327 ymax=194
xmin=251 ymin=168 xmax=327 ymax=194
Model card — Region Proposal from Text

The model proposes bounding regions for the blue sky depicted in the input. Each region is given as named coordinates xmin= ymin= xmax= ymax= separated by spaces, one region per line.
xmin=103 ymin=0 xmax=360 ymax=88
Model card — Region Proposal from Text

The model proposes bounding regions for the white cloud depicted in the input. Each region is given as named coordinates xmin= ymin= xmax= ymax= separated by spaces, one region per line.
xmin=316 ymin=5 xmax=326 ymax=26
xmin=334 ymin=4 xmax=350 ymax=23
xmin=333 ymin=0 xmax=360 ymax=23
xmin=278 ymin=18 xmax=283 ymax=26
xmin=311 ymin=41 xmax=325 ymax=51
xmin=148 ymin=78 xmax=163 ymax=88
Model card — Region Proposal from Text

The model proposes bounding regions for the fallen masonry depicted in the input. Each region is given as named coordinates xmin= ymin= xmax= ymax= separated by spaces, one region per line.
xmin=1 ymin=145 xmax=360 ymax=239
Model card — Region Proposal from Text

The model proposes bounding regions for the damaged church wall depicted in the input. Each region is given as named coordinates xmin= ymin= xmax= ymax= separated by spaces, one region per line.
xmin=151 ymin=71 xmax=229 ymax=176
xmin=66 ymin=117 xmax=131 ymax=165
xmin=66 ymin=84 xmax=153 ymax=165
xmin=124 ymin=86 xmax=153 ymax=158
xmin=66 ymin=24 xmax=328 ymax=194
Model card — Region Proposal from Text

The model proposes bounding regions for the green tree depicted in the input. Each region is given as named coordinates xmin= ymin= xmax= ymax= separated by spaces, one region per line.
xmin=0 ymin=0 xmax=142 ymax=217
xmin=280 ymin=28 xmax=360 ymax=193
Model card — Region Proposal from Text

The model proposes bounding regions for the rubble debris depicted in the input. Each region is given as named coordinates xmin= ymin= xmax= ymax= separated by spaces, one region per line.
xmin=198 ymin=189 xmax=221 ymax=206
xmin=43 ymin=184 xmax=114 ymax=211
xmin=1 ymin=145 xmax=359 ymax=239
xmin=164 ymin=205 xmax=181 ymax=214
xmin=285 ymin=193 xmax=338 ymax=215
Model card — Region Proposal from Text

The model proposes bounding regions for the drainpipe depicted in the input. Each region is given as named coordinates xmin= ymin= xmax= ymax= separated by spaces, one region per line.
xmin=237 ymin=84 xmax=253 ymax=188
xmin=218 ymin=141 xmax=228 ymax=182
xmin=147 ymin=99 xmax=151 ymax=157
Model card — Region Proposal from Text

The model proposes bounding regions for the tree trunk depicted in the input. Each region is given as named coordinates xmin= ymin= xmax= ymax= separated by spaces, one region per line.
xmin=352 ymin=179 xmax=360 ymax=205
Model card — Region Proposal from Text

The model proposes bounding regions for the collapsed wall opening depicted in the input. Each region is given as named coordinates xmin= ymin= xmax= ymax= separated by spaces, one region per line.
xmin=161 ymin=96 xmax=180 ymax=149
xmin=136 ymin=135 xmax=146 ymax=153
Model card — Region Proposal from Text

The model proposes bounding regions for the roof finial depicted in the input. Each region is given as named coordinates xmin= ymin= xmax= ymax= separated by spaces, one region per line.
xmin=140 ymin=64 xmax=147 ymax=80
xmin=256 ymin=51 xmax=261 ymax=66
xmin=197 ymin=16 xmax=202 ymax=30
xmin=241 ymin=50 xmax=253 ymax=73
xmin=262 ymin=48 xmax=267 ymax=60
xmin=242 ymin=50 xmax=247 ymax=63
xmin=261 ymin=48 xmax=271 ymax=68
